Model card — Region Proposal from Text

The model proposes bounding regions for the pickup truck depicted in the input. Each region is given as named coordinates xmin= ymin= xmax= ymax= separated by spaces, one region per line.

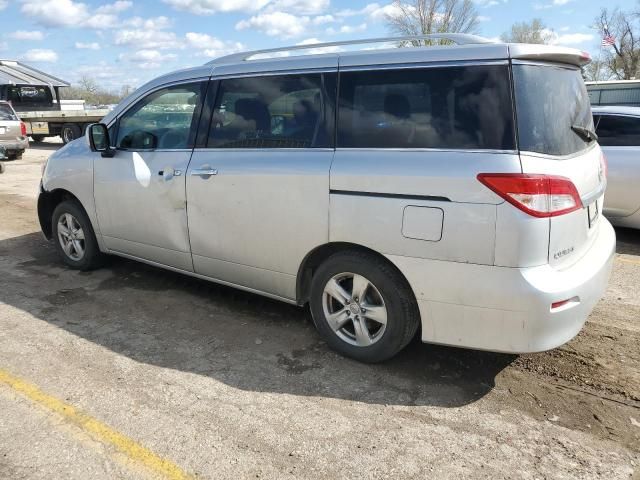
xmin=0 ymin=60 xmax=109 ymax=144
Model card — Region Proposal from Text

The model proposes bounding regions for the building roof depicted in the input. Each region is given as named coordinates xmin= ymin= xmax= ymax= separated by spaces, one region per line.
xmin=0 ymin=60 xmax=69 ymax=87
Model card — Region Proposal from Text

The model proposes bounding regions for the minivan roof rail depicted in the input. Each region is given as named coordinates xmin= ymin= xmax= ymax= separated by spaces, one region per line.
xmin=207 ymin=33 xmax=494 ymax=66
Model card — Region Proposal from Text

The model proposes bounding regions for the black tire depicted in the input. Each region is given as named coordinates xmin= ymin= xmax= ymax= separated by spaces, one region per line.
xmin=52 ymin=200 xmax=105 ymax=271
xmin=6 ymin=151 xmax=22 ymax=160
xmin=31 ymin=135 xmax=46 ymax=142
xmin=61 ymin=123 xmax=82 ymax=144
xmin=309 ymin=250 xmax=420 ymax=363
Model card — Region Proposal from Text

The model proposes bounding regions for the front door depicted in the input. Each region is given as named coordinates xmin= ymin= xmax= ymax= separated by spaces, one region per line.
xmin=186 ymin=71 xmax=337 ymax=300
xmin=94 ymin=81 xmax=207 ymax=271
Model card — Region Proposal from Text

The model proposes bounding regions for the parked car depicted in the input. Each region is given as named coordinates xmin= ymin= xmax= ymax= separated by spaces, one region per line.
xmin=38 ymin=35 xmax=614 ymax=362
xmin=592 ymin=106 xmax=640 ymax=229
xmin=0 ymin=100 xmax=28 ymax=159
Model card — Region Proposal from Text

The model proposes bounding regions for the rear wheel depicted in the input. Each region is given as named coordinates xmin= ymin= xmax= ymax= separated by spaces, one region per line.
xmin=309 ymin=250 xmax=420 ymax=363
xmin=52 ymin=200 xmax=104 ymax=270
xmin=7 ymin=151 xmax=22 ymax=160
xmin=61 ymin=123 xmax=82 ymax=144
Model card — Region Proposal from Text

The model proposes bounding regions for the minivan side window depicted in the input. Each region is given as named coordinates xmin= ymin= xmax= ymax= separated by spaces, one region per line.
xmin=337 ymin=65 xmax=515 ymax=150
xmin=595 ymin=114 xmax=640 ymax=147
xmin=116 ymin=82 xmax=206 ymax=150
xmin=208 ymin=73 xmax=334 ymax=148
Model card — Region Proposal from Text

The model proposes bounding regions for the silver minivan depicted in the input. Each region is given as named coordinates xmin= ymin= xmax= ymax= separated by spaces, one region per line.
xmin=38 ymin=35 xmax=615 ymax=362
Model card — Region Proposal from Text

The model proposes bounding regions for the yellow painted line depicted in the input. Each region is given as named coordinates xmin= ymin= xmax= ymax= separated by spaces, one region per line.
xmin=0 ymin=369 xmax=193 ymax=480
xmin=618 ymin=257 xmax=640 ymax=266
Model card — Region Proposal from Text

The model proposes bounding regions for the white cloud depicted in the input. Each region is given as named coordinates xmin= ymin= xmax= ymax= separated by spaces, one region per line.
xmin=326 ymin=23 xmax=368 ymax=35
xmin=0 ymin=1 xmax=7 ymax=11
xmin=265 ymin=0 xmax=330 ymax=15
xmin=295 ymin=38 xmax=342 ymax=54
xmin=114 ymin=29 xmax=179 ymax=50
xmin=312 ymin=15 xmax=335 ymax=25
xmin=8 ymin=30 xmax=44 ymax=41
xmin=550 ymin=32 xmax=594 ymax=46
xmin=535 ymin=0 xmax=574 ymax=9
xmin=21 ymin=0 xmax=89 ymax=27
xmin=96 ymin=1 xmax=133 ymax=13
xmin=21 ymin=49 xmax=59 ymax=62
xmin=75 ymin=42 xmax=101 ymax=50
xmin=236 ymin=12 xmax=310 ymax=38
xmin=185 ymin=32 xmax=244 ymax=57
xmin=120 ymin=49 xmax=178 ymax=69
xmin=162 ymin=0 xmax=270 ymax=15
xmin=21 ymin=0 xmax=131 ymax=28
xmin=353 ymin=3 xmax=404 ymax=22
xmin=473 ymin=0 xmax=508 ymax=6
xmin=124 ymin=16 xmax=172 ymax=30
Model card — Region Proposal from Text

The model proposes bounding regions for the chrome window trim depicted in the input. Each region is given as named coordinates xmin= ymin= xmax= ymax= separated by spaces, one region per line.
xmin=192 ymin=147 xmax=335 ymax=153
xmin=511 ymin=60 xmax=580 ymax=71
xmin=338 ymin=59 xmax=508 ymax=72
xmin=211 ymin=68 xmax=337 ymax=81
xmin=335 ymin=147 xmax=518 ymax=154
xmin=519 ymin=142 xmax=598 ymax=161
xmin=191 ymin=147 xmax=518 ymax=154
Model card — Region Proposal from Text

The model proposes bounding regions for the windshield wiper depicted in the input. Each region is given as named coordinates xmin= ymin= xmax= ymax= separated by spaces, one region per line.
xmin=571 ymin=124 xmax=598 ymax=143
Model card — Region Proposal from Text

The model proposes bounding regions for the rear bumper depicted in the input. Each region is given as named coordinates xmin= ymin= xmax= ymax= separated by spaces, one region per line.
xmin=0 ymin=137 xmax=28 ymax=152
xmin=386 ymin=219 xmax=616 ymax=353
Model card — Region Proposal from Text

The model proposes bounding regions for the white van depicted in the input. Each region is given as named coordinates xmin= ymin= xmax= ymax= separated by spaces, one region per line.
xmin=38 ymin=35 xmax=615 ymax=362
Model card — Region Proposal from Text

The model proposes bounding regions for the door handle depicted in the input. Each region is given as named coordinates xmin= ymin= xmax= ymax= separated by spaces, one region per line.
xmin=191 ymin=168 xmax=218 ymax=177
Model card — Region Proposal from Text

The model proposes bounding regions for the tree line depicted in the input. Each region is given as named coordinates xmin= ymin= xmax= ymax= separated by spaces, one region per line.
xmin=59 ymin=76 xmax=134 ymax=107
xmin=384 ymin=0 xmax=640 ymax=81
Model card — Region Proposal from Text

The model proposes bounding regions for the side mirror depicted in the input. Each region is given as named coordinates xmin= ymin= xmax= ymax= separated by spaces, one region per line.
xmin=88 ymin=123 xmax=115 ymax=158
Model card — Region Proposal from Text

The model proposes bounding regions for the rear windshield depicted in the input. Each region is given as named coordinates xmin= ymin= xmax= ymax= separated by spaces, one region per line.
xmin=0 ymin=104 xmax=17 ymax=121
xmin=7 ymin=86 xmax=53 ymax=107
xmin=513 ymin=64 xmax=594 ymax=156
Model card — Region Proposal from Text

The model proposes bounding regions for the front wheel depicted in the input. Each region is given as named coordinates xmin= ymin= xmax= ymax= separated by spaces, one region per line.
xmin=309 ymin=251 xmax=420 ymax=363
xmin=52 ymin=200 xmax=104 ymax=270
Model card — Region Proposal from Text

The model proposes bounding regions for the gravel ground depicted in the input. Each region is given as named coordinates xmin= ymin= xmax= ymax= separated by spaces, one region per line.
xmin=0 ymin=141 xmax=638 ymax=479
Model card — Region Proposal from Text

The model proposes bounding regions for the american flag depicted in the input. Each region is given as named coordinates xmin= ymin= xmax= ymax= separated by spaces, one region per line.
xmin=602 ymin=31 xmax=616 ymax=47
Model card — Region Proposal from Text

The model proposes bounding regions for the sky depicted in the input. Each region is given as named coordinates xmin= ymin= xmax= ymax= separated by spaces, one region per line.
xmin=0 ymin=0 xmax=637 ymax=90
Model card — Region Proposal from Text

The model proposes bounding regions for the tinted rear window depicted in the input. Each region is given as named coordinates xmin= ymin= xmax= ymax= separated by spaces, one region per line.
xmin=337 ymin=65 xmax=516 ymax=150
xmin=513 ymin=64 xmax=594 ymax=156
xmin=595 ymin=114 xmax=640 ymax=146
xmin=0 ymin=104 xmax=17 ymax=121
xmin=7 ymin=86 xmax=53 ymax=106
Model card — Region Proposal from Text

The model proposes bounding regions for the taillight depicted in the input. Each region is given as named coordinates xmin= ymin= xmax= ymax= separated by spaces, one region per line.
xmin=20 ymin=122 xmax=27 ymax=137
xmin=477 ymin=173 xmax=583 ymax=218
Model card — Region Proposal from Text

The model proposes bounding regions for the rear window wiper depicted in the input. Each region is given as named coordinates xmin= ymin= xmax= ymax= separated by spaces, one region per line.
xmin=571 ymin=124 xmax=598 ymax=143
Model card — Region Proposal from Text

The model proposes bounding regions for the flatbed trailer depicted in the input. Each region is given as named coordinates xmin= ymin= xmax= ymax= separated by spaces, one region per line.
xmin=19 ymin=108 xmax=110 ymax=144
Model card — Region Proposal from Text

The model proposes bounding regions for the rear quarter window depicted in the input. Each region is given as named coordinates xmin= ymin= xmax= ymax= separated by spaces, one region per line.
xmin=337 ymin=65 xmax=516 ymax=150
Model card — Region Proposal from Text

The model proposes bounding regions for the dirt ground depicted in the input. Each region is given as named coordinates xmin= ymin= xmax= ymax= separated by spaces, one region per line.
xmin=0 ymin=141 xmax=638 ymax=479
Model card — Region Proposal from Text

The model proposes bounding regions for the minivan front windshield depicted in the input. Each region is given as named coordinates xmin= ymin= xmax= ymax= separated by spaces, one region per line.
xmin=513 ymin=64 xmax=595 ymax=156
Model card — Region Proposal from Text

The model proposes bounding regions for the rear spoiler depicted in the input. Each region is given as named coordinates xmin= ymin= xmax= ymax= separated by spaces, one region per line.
xmin=509 ymin=44 xmax=591 ymax=67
